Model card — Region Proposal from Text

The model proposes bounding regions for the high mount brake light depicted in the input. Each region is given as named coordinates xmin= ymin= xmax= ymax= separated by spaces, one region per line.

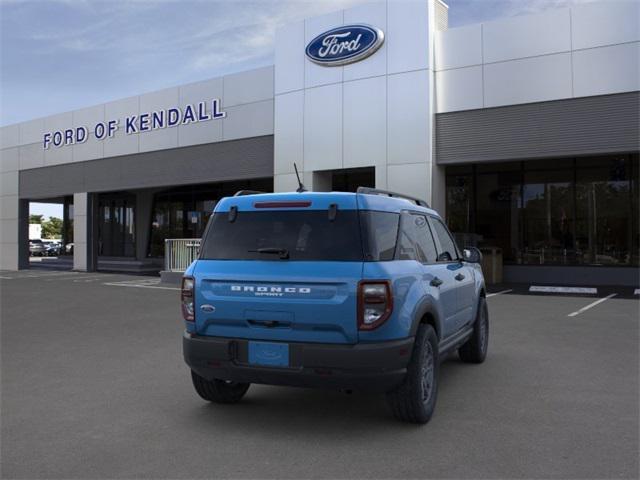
xmin=253 ymin=201 xmax=312 ymax=208
xmin=358 ymin=280 xmax=393 ymax=330
xmin=181 ymin=276 xmax=195 ymax=322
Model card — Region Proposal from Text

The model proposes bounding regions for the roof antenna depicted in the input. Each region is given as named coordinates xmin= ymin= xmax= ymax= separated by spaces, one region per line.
xmin=293 ymin=163 xmax=307 ymax=193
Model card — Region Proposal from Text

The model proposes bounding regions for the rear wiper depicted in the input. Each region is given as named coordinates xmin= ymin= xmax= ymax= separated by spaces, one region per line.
xmin=248 ymin=247 xmax=290 ymax=260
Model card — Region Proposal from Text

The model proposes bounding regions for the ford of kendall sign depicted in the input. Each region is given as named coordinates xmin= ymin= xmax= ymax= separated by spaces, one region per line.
xmin=305 ymin=24 xmax=384 ymax=66
xmin=42 ymin=98 xmax=225 ymax=150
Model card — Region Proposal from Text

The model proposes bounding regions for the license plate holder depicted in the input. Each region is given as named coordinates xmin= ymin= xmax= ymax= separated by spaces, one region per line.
xmin=248 ymin=341 xmax=289 ymax=368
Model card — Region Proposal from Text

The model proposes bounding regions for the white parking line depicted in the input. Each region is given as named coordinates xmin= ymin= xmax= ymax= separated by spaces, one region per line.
xmin=567 ymin=294 xmax=617 ymax=317
xmin=72 ymin=276 xmax=114 ymax=283
xmin=0 ymin=276 xmax=12 ymax=279
xmin=103 ymin=282 xmax=179 ymax=291
xmin=43 ymin=275 xmax=95 ymax=282
xmin=487 ymin=289 xmax=512 ymax=298
xmin=530 ymin=285 xmax=598 ymax=294
xmin=108 ymin=278 xmax=159 ymax=284
xmin=22 ymin=271 xmax=78 ymax=278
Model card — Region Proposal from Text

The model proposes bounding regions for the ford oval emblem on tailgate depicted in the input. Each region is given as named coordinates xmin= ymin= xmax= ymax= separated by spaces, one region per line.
xmin=200 ymin=304 xmax=215 ymax=313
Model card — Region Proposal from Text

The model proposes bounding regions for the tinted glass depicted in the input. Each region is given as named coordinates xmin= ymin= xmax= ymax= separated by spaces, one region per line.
xmin=430 ymin=217 xmax=459 ymax=262
xmin=575 ymin=156 xmax=634 ymax=265
xmin=522 ymin=168 xmax=574 ymax=265
xmin=446 ymin=154 xmax=639 ymax=267
xmin=360 ymin=211 xmax=399 ymax=261
xmin=97 ymin=193 xmax=136 ymax=257
xmin=475 ymin=167 xmax=522 ymax=262
xmin=397 ymin=214 xmax=438 ymax=263
xmin=200 ymin=210 xmax=363 ymax=261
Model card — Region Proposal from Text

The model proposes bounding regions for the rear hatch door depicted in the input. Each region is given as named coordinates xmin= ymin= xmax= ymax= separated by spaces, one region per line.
xmin=195 ymin=261 xmax=361 ymax=344
xmin=194 ymin=193 xmax=363 ymax=344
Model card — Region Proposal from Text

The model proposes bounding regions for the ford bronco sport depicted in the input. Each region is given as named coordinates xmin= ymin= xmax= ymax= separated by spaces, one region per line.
xmin=182 ymin=187 xmax=488 ymax=423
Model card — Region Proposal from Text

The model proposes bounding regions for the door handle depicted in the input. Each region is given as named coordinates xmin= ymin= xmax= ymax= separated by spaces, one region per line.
xmin=430 ymin=277 xmax=443 ymax=287
xmin=455 ymin=273 xmax=465 ymax=281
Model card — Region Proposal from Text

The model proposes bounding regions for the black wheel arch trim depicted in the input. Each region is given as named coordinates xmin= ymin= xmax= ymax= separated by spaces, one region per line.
xmin=409 ymin=299 xmax=443 ymax=340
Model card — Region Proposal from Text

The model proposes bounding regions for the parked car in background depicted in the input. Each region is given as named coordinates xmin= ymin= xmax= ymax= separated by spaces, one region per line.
xmin=29 ymin=239 xmax=47 ymax=257
xmin=44 ymin=241 xmax=62 ymax=256
xmin=65 ymin=243 xmax=74 ymax=254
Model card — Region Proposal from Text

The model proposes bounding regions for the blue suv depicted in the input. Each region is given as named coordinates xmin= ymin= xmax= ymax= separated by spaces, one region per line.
xmin=182 ymin=188 xmax=488 ymax=423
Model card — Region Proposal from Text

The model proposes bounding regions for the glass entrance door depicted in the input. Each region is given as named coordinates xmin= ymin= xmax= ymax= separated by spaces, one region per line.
xmin=98 ymin=193 xmax=136 ymax=257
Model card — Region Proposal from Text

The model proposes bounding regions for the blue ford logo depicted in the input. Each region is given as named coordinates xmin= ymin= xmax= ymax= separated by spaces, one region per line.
xmin=306 ymin=24 xmax=384 ymax=66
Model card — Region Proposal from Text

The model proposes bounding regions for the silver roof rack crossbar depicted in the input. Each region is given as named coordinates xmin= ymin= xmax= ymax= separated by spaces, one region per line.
xmin=356 ymin=186 xmax=430 ymax=208
xmin=233 ymin=190 xmax=266 ymax=196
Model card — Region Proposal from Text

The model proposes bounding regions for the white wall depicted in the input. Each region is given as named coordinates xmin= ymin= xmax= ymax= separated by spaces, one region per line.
xmin=274 ymin=0 xmax=438 ymax=204
xmin=435 ymin=1 xmax=640 ymax=112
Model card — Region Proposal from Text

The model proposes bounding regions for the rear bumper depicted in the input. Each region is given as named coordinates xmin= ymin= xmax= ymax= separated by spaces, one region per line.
xmin=183 ymin=332 xmax=414 ymax=393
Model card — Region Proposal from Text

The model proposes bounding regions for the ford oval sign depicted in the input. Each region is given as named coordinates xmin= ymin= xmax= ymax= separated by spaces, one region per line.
xmin=306 ymin=24 xmax=384 ymax=66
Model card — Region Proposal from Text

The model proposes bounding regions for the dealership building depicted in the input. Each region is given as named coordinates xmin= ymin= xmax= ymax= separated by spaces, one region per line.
xmin=0 ymin=0 xmax=638 ymax=285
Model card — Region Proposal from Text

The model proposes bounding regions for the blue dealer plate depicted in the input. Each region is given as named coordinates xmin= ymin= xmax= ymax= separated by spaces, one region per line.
xmin=248 ymin=341 xmax=289 ymax=367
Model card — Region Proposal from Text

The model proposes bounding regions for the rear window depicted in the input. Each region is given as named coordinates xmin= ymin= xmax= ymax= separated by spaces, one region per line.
xmin=200 ymin=209 xmax=402 ymax=262
xmin=200 ymin=210 xmax=364 ymax=261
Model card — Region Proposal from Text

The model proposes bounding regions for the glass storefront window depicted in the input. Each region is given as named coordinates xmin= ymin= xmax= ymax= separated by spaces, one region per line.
xmin=98 ymin=193 xmax=136 ymax=257
xmin=475 ymin=166 xmax=522 ymax=263
xmin=147 ymin=178 xmax=273 ymax=257
xmin=445 ymin=165 xmax=474 ymax=245
xmin=575 ymin=156 xmax=633 ymax=265
xmin=632 ymin=154 xmax=639 ymax=266
xmin=522 ymin=168 xmax=574 ymax=265
xmin=445 ymin=154 xmax=639 ymax=267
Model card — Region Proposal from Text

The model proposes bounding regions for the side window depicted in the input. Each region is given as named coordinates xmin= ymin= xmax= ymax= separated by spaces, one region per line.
xmin=429 ymin=217 xmax=459 ymax=262
xmin=397 ymin=213 xmax=438 ymax=263
xmin=360 ymin=211 xmax=400 ymax=261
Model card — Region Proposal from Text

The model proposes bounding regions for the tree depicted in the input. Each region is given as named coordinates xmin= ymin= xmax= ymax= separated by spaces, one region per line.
xmin=29 ymin=214 xmax=44 ymax=224
xmin=41 ymin=217 xmax=63 ymax=239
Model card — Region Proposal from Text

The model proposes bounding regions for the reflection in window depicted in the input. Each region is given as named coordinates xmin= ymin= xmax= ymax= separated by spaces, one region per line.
xmin=575 ymin=157 xmax=633 ymax=265
xmin=475 ymin=164 xmax=522 ymax=263
xmin=147 ymin=178 xmax=273 ymax=257
xmin=445 ymin=154 xmax=639 ymax=267
xmin=522 ymin=168 xmax=574 ymax=265
xmin=98 ymin=193 xmax=136 ymax=257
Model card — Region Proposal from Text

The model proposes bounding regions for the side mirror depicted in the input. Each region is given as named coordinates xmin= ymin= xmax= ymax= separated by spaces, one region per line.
xmin=463 ymin=247 xmax=482 ymax=264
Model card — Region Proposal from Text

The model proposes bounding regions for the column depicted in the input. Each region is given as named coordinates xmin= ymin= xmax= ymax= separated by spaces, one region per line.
xmin=73 ymin=192 xmax=96 ymax=272
xmin=0 ymin=151 xmax=20 ymax=270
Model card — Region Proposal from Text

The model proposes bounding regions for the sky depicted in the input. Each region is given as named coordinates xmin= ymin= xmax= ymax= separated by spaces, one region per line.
xmin=2 ymin=0 xmax=599 ymax=220
xmin=0 ymin=0 xmax=602 ymax=128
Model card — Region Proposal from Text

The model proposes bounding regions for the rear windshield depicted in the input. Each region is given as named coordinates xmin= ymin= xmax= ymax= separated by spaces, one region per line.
xmin=200 ymin=210 xmax=363 ymax=261
xmin=200 ymin=210 xmax=400 ymax=262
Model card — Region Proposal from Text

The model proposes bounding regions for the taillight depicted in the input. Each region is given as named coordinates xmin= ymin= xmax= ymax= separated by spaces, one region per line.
xmin=358 ymin=281 xmax=393 ymax=330
xmin=181 ymin=276 xmax=195 ymax=322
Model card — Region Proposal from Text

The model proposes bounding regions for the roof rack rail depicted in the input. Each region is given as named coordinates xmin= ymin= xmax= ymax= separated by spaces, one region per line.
xmin=233 ymin=190 xmax=265 ymax=197
xmin=356 ymin=186 xmax=430 ymax=208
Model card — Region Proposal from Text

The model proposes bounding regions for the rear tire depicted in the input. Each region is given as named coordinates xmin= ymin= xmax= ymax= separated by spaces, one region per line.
xmin=190 ymin=371 xmax=250 ymax=404
xmin=386 ymin=324 xmax=439 ymax=424
xmin=458 ymin=296 xmax=489 ymax=364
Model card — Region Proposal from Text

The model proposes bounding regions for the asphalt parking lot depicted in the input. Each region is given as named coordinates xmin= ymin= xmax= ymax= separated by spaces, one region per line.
xmin=1 ymin=270 xmax=638 ymax=479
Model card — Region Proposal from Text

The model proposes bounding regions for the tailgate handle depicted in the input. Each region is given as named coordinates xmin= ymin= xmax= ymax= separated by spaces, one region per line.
xmin=247 ymin=319 xmax=291 ymax=329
